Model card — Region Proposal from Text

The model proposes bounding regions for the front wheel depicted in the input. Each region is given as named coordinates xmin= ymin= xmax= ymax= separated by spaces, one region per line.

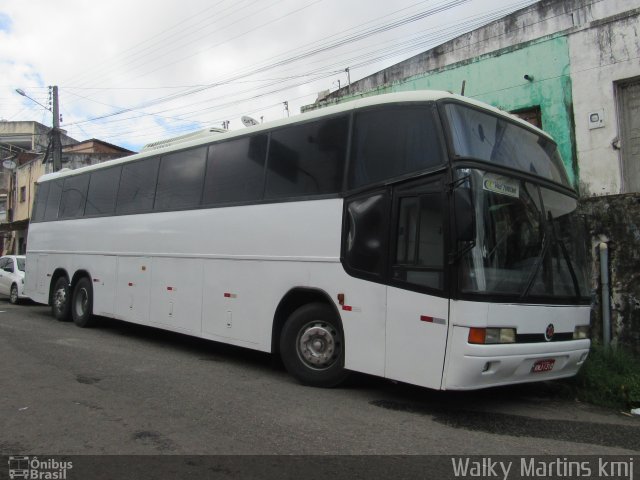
xmin=52 ymin=276 xmax=71 ymax=321
xmin=280 ymin=302 xmax=348 ymax=387
xmin=72 ymin=277 xmax=95 ymax=328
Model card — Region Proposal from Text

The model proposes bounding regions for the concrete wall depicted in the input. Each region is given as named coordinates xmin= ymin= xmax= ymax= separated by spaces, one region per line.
xmin=580 ymin=194 xmax=640 ymax=355
xmin=569 ymin=9 xmax=640 ymax=196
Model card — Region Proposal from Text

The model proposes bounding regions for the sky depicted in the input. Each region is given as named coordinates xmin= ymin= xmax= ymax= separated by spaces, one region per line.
xmin=0 ymin=0 xmax=538 ymax=152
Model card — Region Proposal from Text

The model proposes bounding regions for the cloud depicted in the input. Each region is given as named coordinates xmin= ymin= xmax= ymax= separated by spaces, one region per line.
xmin=0 ymin=0 xmax=537 ymax=151
xmin=0 ymin=13 xmax=12 ymax=32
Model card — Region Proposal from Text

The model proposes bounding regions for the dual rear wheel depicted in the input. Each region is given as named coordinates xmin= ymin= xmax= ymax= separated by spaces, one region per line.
xmin=51 ymin=276 xmax=94 ymax=327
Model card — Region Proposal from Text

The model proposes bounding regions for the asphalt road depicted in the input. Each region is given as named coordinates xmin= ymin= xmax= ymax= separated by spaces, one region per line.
xmin=1 ymin=299 xmax=639 ymax=457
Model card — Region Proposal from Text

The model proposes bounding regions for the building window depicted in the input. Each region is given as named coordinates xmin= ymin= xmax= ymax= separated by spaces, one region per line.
xmin=19 ymin=186 xmax=26 ymax=203
xmin=511 ymin=106 xmax=542 ymax=129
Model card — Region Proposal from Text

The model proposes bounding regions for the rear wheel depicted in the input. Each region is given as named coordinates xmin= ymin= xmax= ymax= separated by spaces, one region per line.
xmin=72 ymin=277 xmax=95 ymax=328
xmin=9 ymin=284 xmax=19 ymax=304
xmin=280 ymin=302 xmax=348 ymax=387
xmin=52 ymin=276 xmax=71 ymax=321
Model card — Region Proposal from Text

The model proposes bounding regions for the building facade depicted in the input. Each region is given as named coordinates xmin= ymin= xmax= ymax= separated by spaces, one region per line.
xmin=0 ymin=122 xmax=133 ymax=255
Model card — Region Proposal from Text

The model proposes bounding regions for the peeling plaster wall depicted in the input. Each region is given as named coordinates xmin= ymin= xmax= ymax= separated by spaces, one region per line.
xmin=579 ymin=194 xmax=640 ymax=355
xmin=569 ymin=10 xmax=640 ymax=196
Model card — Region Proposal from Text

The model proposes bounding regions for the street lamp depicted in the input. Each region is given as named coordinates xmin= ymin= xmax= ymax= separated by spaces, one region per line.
xmin=15 ymin=88 xmax=51 ymax=112
xmin=15 ymin=86 xmax=62 ymax=171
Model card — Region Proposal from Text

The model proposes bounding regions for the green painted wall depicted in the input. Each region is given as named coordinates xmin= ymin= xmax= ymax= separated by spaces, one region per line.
xmin=320 ymin=36 xmax=577 ymax=185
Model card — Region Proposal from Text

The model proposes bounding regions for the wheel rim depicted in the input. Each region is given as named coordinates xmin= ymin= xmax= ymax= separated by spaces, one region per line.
xmin=10 ymin=287 xmax=17 ymax=303
xmin=296 ymin=321 xmax=341 ymax=370
xmin=54 ymin=287 xmax=67 ymax=313
xmin=74 ymin=287 xmax=89 ymax=317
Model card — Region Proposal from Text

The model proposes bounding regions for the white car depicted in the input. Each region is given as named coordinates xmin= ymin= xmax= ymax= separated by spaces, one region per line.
xmin=0 ymin=255 xmax=28 ymax=304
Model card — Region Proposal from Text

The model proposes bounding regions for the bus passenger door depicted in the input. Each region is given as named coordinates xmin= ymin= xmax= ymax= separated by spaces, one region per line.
xmin=385 ymin=177 xmax=449 ymax=389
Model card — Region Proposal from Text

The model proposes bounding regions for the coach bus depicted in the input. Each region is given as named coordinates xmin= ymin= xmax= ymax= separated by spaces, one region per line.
xmin=25 ymin=91 xmax=591 ymax=390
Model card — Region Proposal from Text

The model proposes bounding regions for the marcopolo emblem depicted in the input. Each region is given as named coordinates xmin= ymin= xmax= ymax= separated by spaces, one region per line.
xmin=544 ymin=323 xmax=555 ymax=342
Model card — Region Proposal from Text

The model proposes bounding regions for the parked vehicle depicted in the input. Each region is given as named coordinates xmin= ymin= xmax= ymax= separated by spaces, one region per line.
xmin=0 ymin=255 xmax=28 ymax=304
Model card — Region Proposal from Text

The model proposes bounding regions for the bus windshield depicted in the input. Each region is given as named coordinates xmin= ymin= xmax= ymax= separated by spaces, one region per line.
xmin=443 ymin=102 xmax=571 ymax=187
xmin=458 ymin=169 xmax=590 ymax=302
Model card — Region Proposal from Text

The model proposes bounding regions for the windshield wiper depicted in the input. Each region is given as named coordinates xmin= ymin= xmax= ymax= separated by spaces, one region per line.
xmin=521 ymin=211 xmax=581 ymax=299
xmin=520 ymin=229 xmax=550 ymax=299
xmin=549 ymin=212 xmax=581 ymax=298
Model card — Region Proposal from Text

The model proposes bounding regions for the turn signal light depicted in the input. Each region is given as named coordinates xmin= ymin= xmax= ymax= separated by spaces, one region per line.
xmin=468 ymin=327 xmax=516 ymax=344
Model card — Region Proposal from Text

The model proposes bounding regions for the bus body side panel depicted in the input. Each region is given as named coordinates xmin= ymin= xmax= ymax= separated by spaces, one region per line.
xmin=385 ymin=287 xmax=448 ymax=389
xmin=201 ymin=259 xmax=308 ymax=348
xmin=115 ymin=256 xmax=152 ymax=326
xmin=84 ymin=255 xmax=117 ymax=317
xmin=148 ymin=257 xmax=204 ymax=335
xmin=443 ymin=301 xmax=591 ymax=390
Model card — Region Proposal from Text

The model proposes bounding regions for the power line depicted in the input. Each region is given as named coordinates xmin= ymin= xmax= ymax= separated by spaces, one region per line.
xmin=62 ymin=0 xmax=470 ymax=127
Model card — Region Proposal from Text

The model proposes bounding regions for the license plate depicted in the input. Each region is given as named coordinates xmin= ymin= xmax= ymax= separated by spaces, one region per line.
xmin=531 ymin=359 xmax=555 ymax=373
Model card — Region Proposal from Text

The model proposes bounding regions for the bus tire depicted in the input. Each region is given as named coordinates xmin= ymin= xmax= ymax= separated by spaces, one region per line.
xmin=52 ymin=276 xmax=71 ymax=321
xmin=72 ymin=277 xmax=95 ymax=328
xmin=280 ymin=302 xmax=348 ymax=388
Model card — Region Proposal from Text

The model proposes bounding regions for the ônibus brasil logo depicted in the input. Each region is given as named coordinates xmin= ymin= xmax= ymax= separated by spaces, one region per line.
xmin=8 ymin=456 xmax=73 ymax=479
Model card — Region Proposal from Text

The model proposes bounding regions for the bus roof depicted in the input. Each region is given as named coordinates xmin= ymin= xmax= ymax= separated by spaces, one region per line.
xmin=37 ymin=90 xmax=552 ymax=183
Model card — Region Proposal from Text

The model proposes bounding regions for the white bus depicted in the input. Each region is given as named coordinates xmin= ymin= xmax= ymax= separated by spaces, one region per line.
xmin=25 ymin=91 xmax=591 ymax=390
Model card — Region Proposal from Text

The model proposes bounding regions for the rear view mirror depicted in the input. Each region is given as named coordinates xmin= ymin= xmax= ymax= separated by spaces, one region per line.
xmin=454 ymin=187 xmax=475 ymax=242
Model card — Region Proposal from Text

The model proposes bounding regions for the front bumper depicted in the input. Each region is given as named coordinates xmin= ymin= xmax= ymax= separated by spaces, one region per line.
xmin=443 ymin=326 xmax=590 ymax=390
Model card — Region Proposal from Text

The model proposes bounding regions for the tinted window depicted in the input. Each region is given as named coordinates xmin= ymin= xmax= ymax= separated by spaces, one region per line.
xmin=43 ymin=179 xmax=64 ymax=221
xmin=265 ymin=116 xmax=348 ymax=198
xmin=32 ymin=181 xmax=51 ymax=223
xmin=116 ymin=157 xmax=160 ymax=214
xmin=155 ymin=147 xmax=206 ymax=211
xmin=348 ymin=106 xmax=444 ymax=189
xmin=86 ymin=166 xmax=122 ymax=216
xmin=59 ymin=174 xmax=90 ymax=219
xmin=443 ymin=103 xmax=570 ymax=187
xmin=343 ymin=190 xmax=389 ymax=278
xmin=392 ymin=192 xmax=444 ymax=290
xmin=203 ymin=135 xmax=267 ymax=205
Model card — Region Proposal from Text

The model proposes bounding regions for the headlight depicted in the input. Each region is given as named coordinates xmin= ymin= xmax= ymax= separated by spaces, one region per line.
xmin=468 ymin=327 xmax=516 ymax=344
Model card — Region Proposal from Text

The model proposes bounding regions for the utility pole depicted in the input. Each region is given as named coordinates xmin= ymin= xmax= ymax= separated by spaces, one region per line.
xmin=50 ymin=86 xmax=62 ymax=172
xmin=345 ymin=67 xmax=351 ymax=95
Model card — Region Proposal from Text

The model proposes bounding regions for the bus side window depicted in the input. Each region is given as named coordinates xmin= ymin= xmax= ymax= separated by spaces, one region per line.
xmin=342 ymin=190 xmax=389 ymax=279
xmin=59 ymin=173 xmax=90 ymax=219
xmin=155 ymin=147 xmax=206 ymax=211
xmin=43 ymin=179 xmax=64 ymax=222
xmin=85 ymin=166 xmax=122 ymax=216
xmin=348 ymin=106 xmax=444 ymax=189
xmin=265 ymin=116 xmax=348 ymax=199
xmin=203 ymin=134 xmax=268 ymax=205
xmin=392 ymin=193 xmax=444 ymax=290
xmin=32 ymin=182 xmax=51 ymax=223
xmin=116 ymin=157 xmax=160 ymax=214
